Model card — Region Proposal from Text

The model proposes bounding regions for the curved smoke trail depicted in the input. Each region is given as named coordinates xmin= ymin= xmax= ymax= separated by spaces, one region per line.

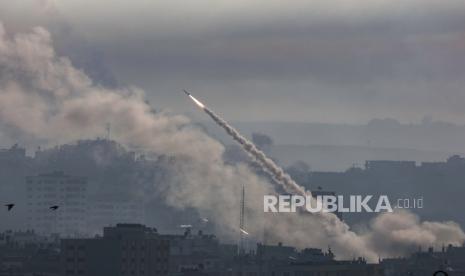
xmin=197 ymin=99 xmax=307 ymax=196
xmin=0 ymin=22 xmax=462 ymax=261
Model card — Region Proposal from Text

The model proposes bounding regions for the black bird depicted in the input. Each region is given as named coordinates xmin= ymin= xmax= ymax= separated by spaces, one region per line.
xmin=5 ymin=204 xmax=14 ymax=211
xmin=49 ymin=205 xmax=59 ymax=211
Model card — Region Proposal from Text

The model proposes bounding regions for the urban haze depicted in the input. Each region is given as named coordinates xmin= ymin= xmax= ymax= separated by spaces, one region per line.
xmin=0 ymin=1 xmax=465 ymax=275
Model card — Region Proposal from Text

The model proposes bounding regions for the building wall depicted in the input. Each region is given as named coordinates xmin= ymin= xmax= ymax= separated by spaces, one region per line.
xmin=61 ymin=224 xmax=169 ymax=276
xmin=229 ymin=263 xmax=383 ymax=276
xmin=26 ymin=171 xmax=87 ymax=236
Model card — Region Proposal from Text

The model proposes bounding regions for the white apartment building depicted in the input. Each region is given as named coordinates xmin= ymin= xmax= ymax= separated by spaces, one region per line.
xmin=26 ymin=171 xmax=87 ymax=236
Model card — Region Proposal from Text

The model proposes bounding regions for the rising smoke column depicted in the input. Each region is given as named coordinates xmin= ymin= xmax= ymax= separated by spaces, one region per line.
xmin=0 ymin=23 xmax=464 ymax=262
xmin=186 ymin=92 xmax=370 ymax=241
xmin=186 ymin=91 xmax=465 ymax=260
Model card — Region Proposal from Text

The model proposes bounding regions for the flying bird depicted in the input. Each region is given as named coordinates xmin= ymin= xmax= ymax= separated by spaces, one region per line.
xmin=5 ymin=204 xmax=14 ymax=211
xmin=49 ymin=205 xmax=59 ymax=211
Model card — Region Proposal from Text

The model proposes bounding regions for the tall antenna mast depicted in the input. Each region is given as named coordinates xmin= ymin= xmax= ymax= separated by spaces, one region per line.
xmin=105 ymin=123 xmax=111 ymax=140
xmin=239 ymin=183 xmax=245 ymax=254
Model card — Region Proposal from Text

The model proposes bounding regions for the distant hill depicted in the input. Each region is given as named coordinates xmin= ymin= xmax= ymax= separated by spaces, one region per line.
xmin=203 ymin=120 xmax=465 ymax=153
xmin=270 ymin=144 xmax=458 ymax=171
xmin=202 ymin=120 xmax=465 ymax=171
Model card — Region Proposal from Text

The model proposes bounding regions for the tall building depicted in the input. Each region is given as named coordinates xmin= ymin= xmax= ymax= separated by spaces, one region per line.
xmin=26 ymin=171 xmax=87 ymax=236
xmin=61 ymin=224 xmax=169 ymax=276
xmin=0 ymin=144 xmax=32 ymax=231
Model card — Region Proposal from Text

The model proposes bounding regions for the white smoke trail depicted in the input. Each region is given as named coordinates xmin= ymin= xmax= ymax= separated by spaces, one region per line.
xmin=189 ymin=92 xmax=465 ymax=260
xmin=190 ymin=94 xmax=375 ymax=242
xmin=1 ymin=23 xmax=464 ymax=262
xmin=191 ymin=96 xmax=306 ymax=196
xmin=206 ymin=108 xmax=306 ymax=195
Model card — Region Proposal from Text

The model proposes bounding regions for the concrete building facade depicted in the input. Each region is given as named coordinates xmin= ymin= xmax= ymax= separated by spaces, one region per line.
xmin=26 ymin=171 xmax=87 ymax=236
xmin=61 ymin=224 xmax=169 ymax=276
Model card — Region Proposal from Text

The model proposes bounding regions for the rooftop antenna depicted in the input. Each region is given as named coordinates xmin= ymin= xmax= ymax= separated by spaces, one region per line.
xmin=105 ymin=123 xmax=111 ymax=140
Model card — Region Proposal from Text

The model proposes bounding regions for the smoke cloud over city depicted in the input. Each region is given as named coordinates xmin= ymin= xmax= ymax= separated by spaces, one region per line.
xmin=0 ymin=22 xmax=464 ymax=262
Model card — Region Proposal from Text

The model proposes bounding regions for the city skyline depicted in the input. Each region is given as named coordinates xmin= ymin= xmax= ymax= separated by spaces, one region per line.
xmin=0 ymin=1 xmax=464 ymax=274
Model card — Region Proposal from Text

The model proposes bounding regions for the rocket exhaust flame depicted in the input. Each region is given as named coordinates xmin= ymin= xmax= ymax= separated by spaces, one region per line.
xmin=184 ymin=89 xmax=205 ymax=108
xmin=184 ymin=90 xmax=307 ymax=196
xmin=189 ymin=95 xmax=205 ymax=109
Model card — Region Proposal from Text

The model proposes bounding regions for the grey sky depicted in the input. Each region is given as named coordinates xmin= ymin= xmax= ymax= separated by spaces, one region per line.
xmin=1 ymin=0 xmax=464 ymax=123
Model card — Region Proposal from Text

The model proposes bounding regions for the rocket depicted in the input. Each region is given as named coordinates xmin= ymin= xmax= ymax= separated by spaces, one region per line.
xmin=183 ymin=89 xmax=307 ymax=196
xmin=183 ymin=89 xmax=205 ymax=109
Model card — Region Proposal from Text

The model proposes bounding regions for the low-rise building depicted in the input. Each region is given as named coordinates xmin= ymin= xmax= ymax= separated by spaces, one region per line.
xmin=61 ymin=223 xmax=169 ymax=276
xmin=162 ymin=229 xmax=226 ymax=275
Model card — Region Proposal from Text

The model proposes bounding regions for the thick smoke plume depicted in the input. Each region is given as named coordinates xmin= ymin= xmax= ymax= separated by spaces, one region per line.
xmin=195 ymin=95 xmax=465 ymax=259
xmin=0 ymin=22 xmax=464 ymax=262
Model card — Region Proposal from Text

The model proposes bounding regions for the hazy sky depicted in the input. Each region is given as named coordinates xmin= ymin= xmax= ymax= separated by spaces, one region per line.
xmin=1 ymin=0 xmax=464 ymax=124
